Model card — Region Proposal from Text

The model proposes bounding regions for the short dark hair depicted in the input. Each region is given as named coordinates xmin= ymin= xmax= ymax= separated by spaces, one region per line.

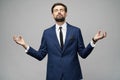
xmin=51 ymin=3 xmax=67 ymax=13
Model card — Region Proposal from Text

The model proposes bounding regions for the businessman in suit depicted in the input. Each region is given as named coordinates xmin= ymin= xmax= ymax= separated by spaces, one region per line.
xmin=13 ymin=3 xmax=107 ymax=80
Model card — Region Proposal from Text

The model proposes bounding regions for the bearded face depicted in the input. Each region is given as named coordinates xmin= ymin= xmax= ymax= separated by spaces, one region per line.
xmin=52 ymin=5 xmax=67 ymax=22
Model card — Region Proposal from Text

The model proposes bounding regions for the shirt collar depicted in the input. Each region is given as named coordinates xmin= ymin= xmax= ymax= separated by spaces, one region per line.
xmin=55 ymin=22 xmax=67 ymax=30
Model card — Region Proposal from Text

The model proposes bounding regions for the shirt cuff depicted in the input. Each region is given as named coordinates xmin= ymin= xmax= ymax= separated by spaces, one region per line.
xmin=90 ymin=40 xmax=95 ymax=47
xmin=25 ymin=46 xmax=30 ymax=53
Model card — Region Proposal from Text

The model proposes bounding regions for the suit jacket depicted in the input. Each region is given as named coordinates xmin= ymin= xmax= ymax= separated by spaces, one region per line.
xmin=27 ymin=23 xmax=94 ymax=80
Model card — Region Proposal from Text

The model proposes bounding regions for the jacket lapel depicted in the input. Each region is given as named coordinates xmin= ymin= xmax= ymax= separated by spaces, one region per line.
xmin=63 ymin=23 xmax=72 ymax=52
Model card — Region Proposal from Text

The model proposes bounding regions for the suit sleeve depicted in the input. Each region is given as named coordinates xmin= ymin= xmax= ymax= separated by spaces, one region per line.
xmin=26 ymin=31 xmax=48 ymax=61
xmin=77 ymin=29 xmax=94 ymax=59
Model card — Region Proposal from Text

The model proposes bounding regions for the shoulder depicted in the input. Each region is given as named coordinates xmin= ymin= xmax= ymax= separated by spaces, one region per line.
xmin=43 ymin=25 xmax=55 ymax=34
xmin=67 ymin=23 xmax=81 ymax=31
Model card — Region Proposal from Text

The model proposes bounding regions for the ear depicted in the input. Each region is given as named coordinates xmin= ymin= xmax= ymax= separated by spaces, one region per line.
xmin=51 ymin=13 xmax=55 ymax=18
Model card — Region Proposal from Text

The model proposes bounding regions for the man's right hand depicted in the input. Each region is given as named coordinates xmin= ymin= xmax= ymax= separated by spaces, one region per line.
xmin=13 ymin=35 xmax=28 ymax=49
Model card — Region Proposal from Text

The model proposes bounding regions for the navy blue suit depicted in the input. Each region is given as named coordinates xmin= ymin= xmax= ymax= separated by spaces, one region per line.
xmin=27 ymin=23 xmax=94 ymax=80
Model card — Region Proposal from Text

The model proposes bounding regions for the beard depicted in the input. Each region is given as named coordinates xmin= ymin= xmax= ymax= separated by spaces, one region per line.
xmin=55 ymin=17 xmax=65 ymax=22
xmin=54 ymin=14 xmax=65 ymax=22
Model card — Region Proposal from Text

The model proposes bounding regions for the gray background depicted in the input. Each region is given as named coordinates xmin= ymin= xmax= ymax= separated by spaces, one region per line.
xmin=0 ymin=0 xmax=120 ymax=80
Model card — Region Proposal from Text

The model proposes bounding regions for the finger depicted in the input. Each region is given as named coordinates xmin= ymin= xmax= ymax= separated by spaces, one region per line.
xmin=98 ymin=31 xmax=101 ymax=34
xmin=104 ymin=32 xmax=107 ymax=37
xmin=13 ymin=36 xmax=19 ymax=44
xmin=13 ymin=35 xmax=17 ymax=41
xmin=97 ymin=31 xmax=102 ymax=36
xmin=19 ymin=35 xmax=22 ymax=39
xmin=102 ymin=33 xmax=104 ymax=38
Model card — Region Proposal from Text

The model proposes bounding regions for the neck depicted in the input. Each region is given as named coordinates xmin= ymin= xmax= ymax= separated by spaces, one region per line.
xmin=56 ymin=21 xmax=65 ymax=26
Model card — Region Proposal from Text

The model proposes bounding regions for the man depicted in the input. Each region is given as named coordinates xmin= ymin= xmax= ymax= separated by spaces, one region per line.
xmin=13 ymin=3 xmax=107 ymax=80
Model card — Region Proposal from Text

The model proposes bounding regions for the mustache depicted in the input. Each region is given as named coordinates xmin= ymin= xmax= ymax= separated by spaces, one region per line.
xmin=57 ymin=13 xmax=63 ymax=16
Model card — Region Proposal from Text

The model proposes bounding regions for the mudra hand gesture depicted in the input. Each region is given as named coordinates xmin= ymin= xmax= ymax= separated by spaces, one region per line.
xmin=13 ymin=35 xmax=28 ymax=49
xmin=92 ymin=31 xmax=107 ymax=44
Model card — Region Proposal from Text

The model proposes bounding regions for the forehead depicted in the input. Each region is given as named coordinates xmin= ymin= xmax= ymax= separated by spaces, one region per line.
xmin=53 ymin=5 xmax=65 ymax=10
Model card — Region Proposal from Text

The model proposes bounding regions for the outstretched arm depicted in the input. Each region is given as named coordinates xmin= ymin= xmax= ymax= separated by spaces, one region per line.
xmin=13 ymin=34 xmax=48 ymax=61
xmin=77 ymin=29 xmax=107 ymax=59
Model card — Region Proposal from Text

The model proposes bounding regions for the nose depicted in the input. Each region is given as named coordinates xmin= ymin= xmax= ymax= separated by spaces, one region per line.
xmin=58 ymin=10 xmax=61 ymax=13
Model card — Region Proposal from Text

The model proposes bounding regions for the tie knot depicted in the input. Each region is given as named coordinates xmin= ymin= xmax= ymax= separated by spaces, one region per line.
xmin=59 ymin=27 xmax=62 ymax=30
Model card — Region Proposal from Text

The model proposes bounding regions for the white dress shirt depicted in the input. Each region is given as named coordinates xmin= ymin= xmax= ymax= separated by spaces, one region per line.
xmin=55 ymin=22 xmax=67 ymax=46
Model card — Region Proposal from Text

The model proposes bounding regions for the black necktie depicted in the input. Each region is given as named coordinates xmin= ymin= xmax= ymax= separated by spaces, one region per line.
xmin=59 ymin=27 xmax=63 ymax=50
